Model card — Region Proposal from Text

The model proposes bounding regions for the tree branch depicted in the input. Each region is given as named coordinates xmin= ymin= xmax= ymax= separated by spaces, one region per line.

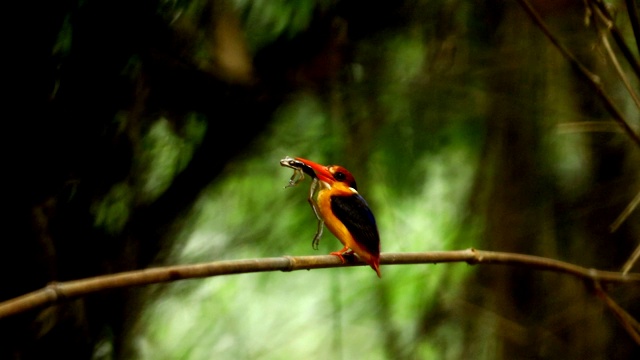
xmin=590 ymin=1 xmax=640 ymax=110
xmin=1 ymin=248 xmax=639 ymax=319
xmin=592 ymin=0 xmax=640 ymax=79
xmin=593 ymin=282 xmax=640 ymax=345
xmin=623 ymin=0 xmax=640 ymax=56
xmin=610 ymin=188 xmax=640 ymax=233
xmin=515 ymin=0 xmax=640 ymax=148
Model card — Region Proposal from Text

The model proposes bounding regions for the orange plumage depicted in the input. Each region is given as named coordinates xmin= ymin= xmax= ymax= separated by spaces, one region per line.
xmin=287 ymin=157 xmax=381 ymax=278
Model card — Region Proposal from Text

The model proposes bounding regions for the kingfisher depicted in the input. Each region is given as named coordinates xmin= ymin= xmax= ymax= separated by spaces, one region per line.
xmin=280 ymin=156 xmax=381 ymax=278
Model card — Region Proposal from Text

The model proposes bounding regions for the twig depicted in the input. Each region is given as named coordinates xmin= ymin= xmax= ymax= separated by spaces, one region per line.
xmin=610 ymin=189 xmax=640 ymax=233
xmin=591 ymin=0 xmax=640 ymax=78
xmin=515 ymin=0 xmax=640 ymax=148
xmin=623 ymin=0 xmax=640 ymax=56
xmin=556 ymin=121 xmax=623 ymax=133
xmin=593 ymin=282 xmax=640 ymax=344
xmin=590 ymin=2 xmax=640 ymax=110
xmin=1 ymin=249 xmax=639 ymax=319
xmin=621 ymin=243 xmax=640 ymax=275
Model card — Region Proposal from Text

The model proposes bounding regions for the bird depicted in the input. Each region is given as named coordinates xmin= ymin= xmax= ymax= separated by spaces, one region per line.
xmin=280 ymin=156 xmax=381 ymax=277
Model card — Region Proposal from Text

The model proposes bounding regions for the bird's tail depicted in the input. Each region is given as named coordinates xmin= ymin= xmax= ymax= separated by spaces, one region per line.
xmin=371 ymin=259 xmax=381 ymax=278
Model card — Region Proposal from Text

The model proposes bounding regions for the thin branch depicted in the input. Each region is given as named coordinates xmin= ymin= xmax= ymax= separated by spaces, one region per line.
xmin=1 ymin=248 xmax=639 ymax=319
xmin=610 ymin=188 xmax=640 ymax=233
xmin=515 ymin=0 xmax=640 ymax=148
xmin=623 ymin=0 xmax=640 ymax=56
xmin=591 ymin=2 xmax=640 ymax=110
xmin=593 ymin=282 xmax=640 ymax=345
xmin=556 ymin=121 xmax=624 ymax=133
xmin=622 ymin=243 xmax=640 ymax=275
xmin=592 ymin=0 xmax=640 ymax=78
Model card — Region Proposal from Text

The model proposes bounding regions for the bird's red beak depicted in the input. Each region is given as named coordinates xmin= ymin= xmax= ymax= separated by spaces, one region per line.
xmin=295 ymin=157 xmax=333 ymax=184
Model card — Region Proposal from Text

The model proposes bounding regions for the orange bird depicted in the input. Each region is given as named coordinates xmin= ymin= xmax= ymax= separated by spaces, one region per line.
xmin=280 ymin=156 xmax=381 ymax=277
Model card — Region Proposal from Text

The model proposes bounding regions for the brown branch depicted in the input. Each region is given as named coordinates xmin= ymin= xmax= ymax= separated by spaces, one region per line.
xmin=610 ymin=188 xmax=640 ymax=233
xmin=515 ymin=0 xmax=640 ymax=148
xmin=621 ymin=242 xmax=640 ymax=275
xmin=1 ymin=249 xmax=639 ymax=319
xmin=590 ymin=1 xmax=640 ymax=110
xmin=593 ymin=282 xmax=640 ymax=345
xmin=592 ymin=0 xmax=640 ymax=79
xmin=623 ymin=0 xmax=640 ymax=56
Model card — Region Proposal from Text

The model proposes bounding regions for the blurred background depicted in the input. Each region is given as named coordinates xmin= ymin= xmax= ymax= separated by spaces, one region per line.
xmin=3 ymin=0 xmax=639 ymax=358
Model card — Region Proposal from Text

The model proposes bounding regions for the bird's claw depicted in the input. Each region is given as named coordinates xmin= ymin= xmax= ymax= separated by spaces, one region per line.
xmin=330 ymin=249 xmax=355 ymax=263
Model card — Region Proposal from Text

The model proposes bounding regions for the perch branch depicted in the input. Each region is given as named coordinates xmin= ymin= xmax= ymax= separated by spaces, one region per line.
xmin=1 ymin=248 xmax=639 ymax=319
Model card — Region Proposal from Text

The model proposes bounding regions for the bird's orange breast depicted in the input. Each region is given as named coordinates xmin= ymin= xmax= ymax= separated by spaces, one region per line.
xmin=316 ymin=185 xmax=355 ymax=249
xmin=315 ymin=182 xmax=379 ymax=271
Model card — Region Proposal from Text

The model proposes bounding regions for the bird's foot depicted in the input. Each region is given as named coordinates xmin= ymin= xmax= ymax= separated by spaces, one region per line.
xmin=330 ymin=249 xmax=355 ymax=263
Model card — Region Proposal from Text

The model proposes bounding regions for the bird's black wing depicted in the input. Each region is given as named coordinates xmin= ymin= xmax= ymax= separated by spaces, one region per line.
xmin=330 ymin=193 xmax=380 ymax=256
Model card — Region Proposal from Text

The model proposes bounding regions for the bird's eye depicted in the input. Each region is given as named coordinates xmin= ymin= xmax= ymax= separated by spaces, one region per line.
xmin=334 ymin=172 xmax=346 ymax=181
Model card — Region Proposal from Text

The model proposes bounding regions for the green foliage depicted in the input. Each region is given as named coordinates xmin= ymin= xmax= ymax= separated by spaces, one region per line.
xmin=92 ymin=182 xmax=133 ymax=234
xmin=138 ymin=115 xmax=207 ymax=203
xmin=232 ymin=0 xmax=328 ymax=51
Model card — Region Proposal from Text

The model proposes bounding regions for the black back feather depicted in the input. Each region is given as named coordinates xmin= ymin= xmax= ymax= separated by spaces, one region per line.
xmin=330 ymin=193 xmax=380 ymax=256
